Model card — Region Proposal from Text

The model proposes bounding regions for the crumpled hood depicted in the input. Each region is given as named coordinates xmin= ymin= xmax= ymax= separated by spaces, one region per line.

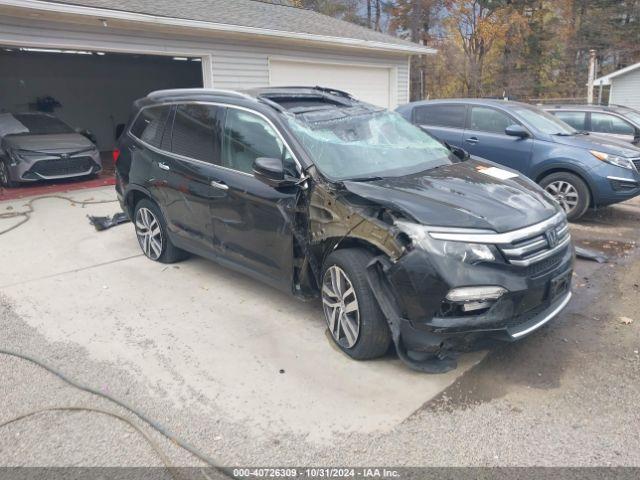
xmin=551 ymin=133 xmax=640 ymax=157
xmin=342 ymin=159 xmax=559 ymax=233
xmin=3 ymin=133 xmax=95 ymax=153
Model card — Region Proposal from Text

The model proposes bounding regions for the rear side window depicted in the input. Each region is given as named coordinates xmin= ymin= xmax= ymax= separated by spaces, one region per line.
xmin=590 ymin=113 xmax=635 ymax=135
xmin=469 ymin=106 xmax=514 ymax=134
xmin=553 ymin=111 xmax=587 ymax=130
xmin=130 ymin=106 xmax=171 ymax=147
xmin=170 ymin=104 xmax=222 ymax=164
xmin=413 ymin=104 xmax=466 ymax=129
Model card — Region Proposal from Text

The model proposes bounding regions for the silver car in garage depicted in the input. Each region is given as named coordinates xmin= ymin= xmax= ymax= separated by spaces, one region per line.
xmin=0 ymin=112 xmax=102 ymax=188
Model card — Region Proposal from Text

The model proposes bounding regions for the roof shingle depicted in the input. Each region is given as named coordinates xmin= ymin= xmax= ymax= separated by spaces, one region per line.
xmin=40 ymin=0 xmax=426 ymax=52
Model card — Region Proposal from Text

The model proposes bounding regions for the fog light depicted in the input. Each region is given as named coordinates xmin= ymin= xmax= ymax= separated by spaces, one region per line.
xmin=461 ymin=301 xmax=493 ymax=312
xmin=446 ymin=286 xmax=507 ymax=302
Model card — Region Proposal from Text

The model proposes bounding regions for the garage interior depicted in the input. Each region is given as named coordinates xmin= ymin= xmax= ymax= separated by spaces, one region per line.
xmin=0 ymin=46 xmax=203 ymax=199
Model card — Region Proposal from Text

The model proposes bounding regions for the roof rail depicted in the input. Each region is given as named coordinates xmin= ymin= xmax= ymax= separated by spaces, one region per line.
xmin=147 ymin=88 xmax=252 ymax=100
xmin=261 ymin=85 xmax=354 ymax=99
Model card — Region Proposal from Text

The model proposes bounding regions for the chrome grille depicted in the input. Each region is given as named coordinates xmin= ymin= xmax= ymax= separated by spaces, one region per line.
xmin=632 ymin=158 xmax=640 ymax=171
xmin=499 ymin=219 xmax=571 ymax=267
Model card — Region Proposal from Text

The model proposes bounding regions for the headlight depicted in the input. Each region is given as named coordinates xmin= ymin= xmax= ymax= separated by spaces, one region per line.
xmin=7 ymin=149 xmax=21 ymax=164
xmin=590 ymin=150 xmax=635 ymax=170
xmin=397 ymin=221 xmax=498 ymax=264
xmin=442 ymin=241 xmax=496 ymax=263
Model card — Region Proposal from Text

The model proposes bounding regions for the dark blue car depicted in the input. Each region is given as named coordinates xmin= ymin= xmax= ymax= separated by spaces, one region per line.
xmin=397 ymin=99 xmax=640 ymax=220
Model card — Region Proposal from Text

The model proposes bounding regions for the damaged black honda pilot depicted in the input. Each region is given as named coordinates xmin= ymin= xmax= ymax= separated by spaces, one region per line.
xmin=115 ymin=87 xmax=574 ymax=373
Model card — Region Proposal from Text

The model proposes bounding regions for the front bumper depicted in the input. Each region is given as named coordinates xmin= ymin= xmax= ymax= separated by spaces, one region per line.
xmin=590 ymin=162 xmax=640 ymax=206
xmin=8 ymin=153 xmax=102 ymax=182
xmin=377 ymin=237 xmax=574 ymax=353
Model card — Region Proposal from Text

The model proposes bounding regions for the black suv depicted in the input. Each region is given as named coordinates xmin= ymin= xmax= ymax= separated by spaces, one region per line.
xmin=115 ymin=87 xmax=574 ymax=373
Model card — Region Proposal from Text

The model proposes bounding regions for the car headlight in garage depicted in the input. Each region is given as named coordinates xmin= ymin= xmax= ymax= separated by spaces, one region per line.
xmin=7 ymin=149 xmax=22 ymax=165
xmin=590 ymin=150 xmax=636 ymax=170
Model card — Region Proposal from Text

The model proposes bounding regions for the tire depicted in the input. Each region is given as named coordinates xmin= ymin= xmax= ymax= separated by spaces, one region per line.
xmin=321 ymin=248 xmax=392 ymax=360
xmin=133 ymin=198 xmax=188 ymax=263
xmin=539 ymin=172 xmax=590 ymax=221
xmin=0 ymin=160 xmax=18 ymax=188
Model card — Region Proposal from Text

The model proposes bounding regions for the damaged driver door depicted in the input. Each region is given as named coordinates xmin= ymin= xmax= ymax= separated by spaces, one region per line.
xmin=207 ymin=106 xmax=299 ymax=290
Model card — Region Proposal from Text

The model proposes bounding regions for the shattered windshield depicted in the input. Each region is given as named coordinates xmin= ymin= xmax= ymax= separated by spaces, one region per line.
xmin=287 ymin=110 xmax=454 ymax=181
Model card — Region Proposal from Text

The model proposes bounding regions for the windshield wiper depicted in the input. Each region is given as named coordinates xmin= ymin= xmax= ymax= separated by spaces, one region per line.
xmin=343 ymin=176 xmax=384 ymax=182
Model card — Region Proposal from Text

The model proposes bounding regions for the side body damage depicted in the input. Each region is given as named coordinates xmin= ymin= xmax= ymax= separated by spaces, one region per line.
xmin=292 ymin=173 xmax=459 ymax=372
xmin=291 ymin=168 xmax=573 ymax=373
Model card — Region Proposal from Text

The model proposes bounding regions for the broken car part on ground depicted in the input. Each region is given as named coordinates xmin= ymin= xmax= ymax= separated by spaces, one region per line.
xmin=114 ymin=87 xmax=575 ymax=373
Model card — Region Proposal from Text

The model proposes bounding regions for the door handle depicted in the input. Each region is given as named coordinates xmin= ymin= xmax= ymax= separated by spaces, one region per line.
xmin=465 ymin=137 xmax=479 ymax=144
xmin=210 ymin=179 xmax=229 ymax=191
xmin=158 ymin=162 xmax=170 ymax=171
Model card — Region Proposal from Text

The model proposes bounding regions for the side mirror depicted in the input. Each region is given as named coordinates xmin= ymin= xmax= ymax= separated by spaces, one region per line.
xmin=633 ymin=131 xmax=640 ymax=145
xmin=444 ymin=142 xmax=469 ymax=162
xmin=253 ymin=157 xmax=298 ymax=188
xmin=505 ymin=124 xmax=529 ymax=138
xmin=76 ymin=127 xmax=97 ymax=144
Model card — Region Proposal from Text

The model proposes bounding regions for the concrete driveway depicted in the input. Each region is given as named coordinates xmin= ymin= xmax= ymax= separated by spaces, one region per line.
xmin=0 ymin=186 xmax=483 ymax=443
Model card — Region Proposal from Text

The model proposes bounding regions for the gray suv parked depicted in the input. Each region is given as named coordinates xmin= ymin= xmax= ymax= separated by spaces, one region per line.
xmin=545 ymin=104 xmax=640 ymax=145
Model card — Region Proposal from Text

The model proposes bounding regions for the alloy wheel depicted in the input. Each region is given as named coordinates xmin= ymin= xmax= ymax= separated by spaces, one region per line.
xmin=545 ymin=180 xmax=579 ymax=214
xmin=322 ymin=265 xmax=360 ymax=348
xmin=135 ymin=207 xmax=163 ymax=260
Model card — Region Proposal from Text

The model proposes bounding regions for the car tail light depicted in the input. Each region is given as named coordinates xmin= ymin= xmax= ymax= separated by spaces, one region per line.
xmin=112 ymin=148 xmax=120 ymax=164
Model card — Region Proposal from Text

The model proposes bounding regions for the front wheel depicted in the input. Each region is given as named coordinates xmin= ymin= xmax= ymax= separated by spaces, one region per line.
xmin=540 ymin=172 xmax=590 ymax=221
xmin=133 ymin=199 xmax=188 ymax=263
xmin=321 ymin=249 xmax=391 ymax=360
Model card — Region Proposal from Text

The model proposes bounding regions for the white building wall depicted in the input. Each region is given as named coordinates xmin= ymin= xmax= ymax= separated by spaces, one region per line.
xmin=610 ymin=69 xmax=640 ymax=110
xmin=0 ymin=17 xmax=411 ymax=107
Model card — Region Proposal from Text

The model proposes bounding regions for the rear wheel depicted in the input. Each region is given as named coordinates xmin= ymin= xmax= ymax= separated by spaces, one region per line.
xmin=322 ymin=249 xmax=391 ymax=360
xmin=0 ymin=160 xmax=17 ymax=188
xmin=133 ymin=199 xmax=188 ymax=263
xmin=540 ymin=172 xmax=590 ymax=221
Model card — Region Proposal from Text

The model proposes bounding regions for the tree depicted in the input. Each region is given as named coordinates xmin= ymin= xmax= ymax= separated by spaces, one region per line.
xmin=298 ymin=0 xmax=640 ymax=102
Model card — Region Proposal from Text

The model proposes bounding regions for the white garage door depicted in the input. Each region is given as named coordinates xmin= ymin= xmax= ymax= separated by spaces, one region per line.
xmin=269 ymin=59 xmax=393 ymax=108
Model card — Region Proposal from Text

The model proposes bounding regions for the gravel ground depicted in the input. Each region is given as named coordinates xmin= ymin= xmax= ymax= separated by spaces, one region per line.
xmin=1 ymin=202 xmax=640 ymax=469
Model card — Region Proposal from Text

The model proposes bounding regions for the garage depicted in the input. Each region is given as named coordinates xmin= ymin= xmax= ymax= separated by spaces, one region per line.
xmin=0 ymin=47 xmax=203 ymax=153
xmin=0 ymin=46 xmax=203 ymax=198
xmin=269 ymin=58 xmax=395 ymax=108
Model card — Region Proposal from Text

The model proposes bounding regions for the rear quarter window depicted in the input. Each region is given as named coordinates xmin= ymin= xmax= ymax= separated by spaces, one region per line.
xmin=130 ymin=106 xmax=172 ymax=147
xmin=413 ymin=104 xmax=466 ymax=129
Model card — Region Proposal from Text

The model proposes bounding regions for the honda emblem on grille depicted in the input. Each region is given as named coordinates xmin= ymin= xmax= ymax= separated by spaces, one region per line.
xmin=60 ymin=153 xmax=70 ymax=160
xmin=545 ymin=228 xmax=559 ymax=248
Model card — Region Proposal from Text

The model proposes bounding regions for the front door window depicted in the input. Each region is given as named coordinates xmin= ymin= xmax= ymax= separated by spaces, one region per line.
xmin=221 ymin=109 xmax=296 ymax=176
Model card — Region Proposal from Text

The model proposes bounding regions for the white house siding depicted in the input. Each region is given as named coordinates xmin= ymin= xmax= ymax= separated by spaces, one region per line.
xmin=0 ymin=16 xmax=411 ymax=107
xmin=610 ymin=68 xmax=640 ymax=110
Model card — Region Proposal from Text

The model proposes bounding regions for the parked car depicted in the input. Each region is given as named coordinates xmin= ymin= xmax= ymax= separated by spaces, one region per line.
xmin=396 ymin=99 xmax=640 ymax=220
xmin=0 ymin=112 xmax=101 ymax=188
xmin=545 ymin=104 xmax=640 ymax=145
xmin=115 ymin=87 xmax=574 ymax=373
